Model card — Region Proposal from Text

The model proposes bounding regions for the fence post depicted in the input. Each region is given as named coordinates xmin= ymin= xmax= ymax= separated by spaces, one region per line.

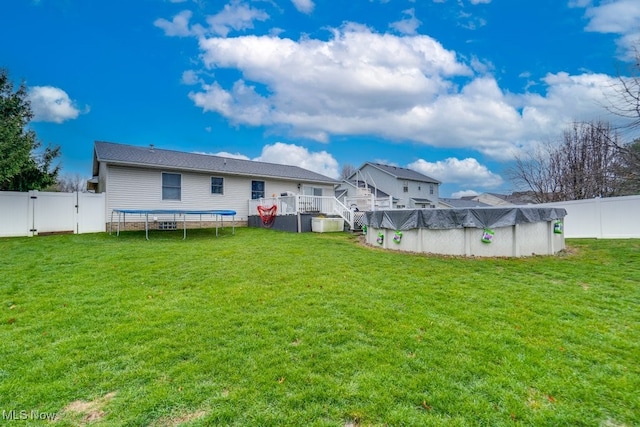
xmin=74 ymin=191 xmax=79 ymax=234
xmin=28 ymin=190 xmax=37 ymax=237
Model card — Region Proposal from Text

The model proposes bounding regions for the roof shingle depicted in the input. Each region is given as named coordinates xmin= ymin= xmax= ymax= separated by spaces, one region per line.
xmin=94 ymin=141 xmax=337 ymax=184
xmin=366 ymin=162 xmax=441 ymax=183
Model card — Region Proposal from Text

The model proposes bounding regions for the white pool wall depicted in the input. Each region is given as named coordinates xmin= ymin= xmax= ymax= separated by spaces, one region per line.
xmin=365 ymin=220 xmax=565 ymax=257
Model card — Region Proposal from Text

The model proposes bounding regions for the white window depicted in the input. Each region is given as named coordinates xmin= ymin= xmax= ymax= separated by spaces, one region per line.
xmin=211 ymin=177 xmax=224 ymax=195
xmin=251 ymin=180 xmax=265 ymax=199
xmin=162 ymin=172 xmax=181 ymax=200
xmin=304 ymin=186 xmax=323 ymax=196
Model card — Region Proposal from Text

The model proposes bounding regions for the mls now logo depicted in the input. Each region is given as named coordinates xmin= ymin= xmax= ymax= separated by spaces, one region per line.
xmin=2 ymin=410 xmax=57 ymax=421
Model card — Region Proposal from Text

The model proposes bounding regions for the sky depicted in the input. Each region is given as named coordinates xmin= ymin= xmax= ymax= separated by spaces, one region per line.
xmin=2 ymin=0 xmax=640 ymax=198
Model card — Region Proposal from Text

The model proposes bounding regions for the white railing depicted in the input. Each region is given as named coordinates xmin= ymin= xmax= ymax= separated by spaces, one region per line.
xmin=249 ymin=196 xmax=296 ymax=215
xmin=248 ymin=195 xmax=355 ymax=229
xmin=344 ymin=195 xmax=394 ymax=211
xmin=333 ymin=197 xmax=353 ymax=229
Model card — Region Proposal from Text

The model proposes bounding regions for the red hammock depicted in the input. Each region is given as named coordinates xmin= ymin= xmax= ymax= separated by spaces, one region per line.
xmin=257 ymin=205 xmax=277 ymax=228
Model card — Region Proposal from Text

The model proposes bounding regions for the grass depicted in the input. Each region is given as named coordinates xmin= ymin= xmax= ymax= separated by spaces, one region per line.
xmin=0 ymin=227 xmax=638 ymax=426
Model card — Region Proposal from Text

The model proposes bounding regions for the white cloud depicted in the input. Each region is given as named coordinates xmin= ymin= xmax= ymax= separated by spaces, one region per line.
xmin=154 ymin=10 xmax=193 ymax=37
xmin=408 ymin=157 xmax=504 ymax=188
xmin=584 ymin=0 xmax=640 ymax=33
xmin=206 ymin=0 xmax=269 ymax=37
xmin=515 ymin=72 xmax=623 ymax=134
xmin=390 ymin=8 xmax=421 ymax=35
xmin=181 ymin=70 xmax=201 ymax=85
xmin=568 ymin=0 xmax=592 ymax=7
xmin=189 ymin=80 xmax=272 ymax=126
xmin=208 ymin=143 xmax=338 ymax=178
xmin=581 ymin=0 xmax=640 ymax=59
xmin=212 ymin=151 xmax=250 ymax=160
xmin=451 ymin=189 xmax=480 ymax=198
xmin=171 ymin=21 xmax=630 ymax=160
xmin=291 ymin=0 xmax=315 ymax=14
xmin=28 ymin=86 xmax=82 ymax=123
xmin=255 ymin=142 xmax=339 ymax=179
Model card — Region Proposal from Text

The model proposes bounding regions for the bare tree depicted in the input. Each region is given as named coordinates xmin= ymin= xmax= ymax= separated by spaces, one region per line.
xmin=615 ymin=138 xmax=640 ymax=195
xmin=54 ymin=173 xmax=87 ymax=192
xmin=604 ymin=47 xmax=640 ymax=193
xmin=340 ymin=164 xmax=356 ymax=180
xmin=558 ymin=121 xmax=620 ymax=199
xmin=608 ymin=47 xmax=640 ymax=131
xmin=508 ymin=142 xmax=562 ymax=203
xmin=508 ymin=121 xmax=622 ymax=202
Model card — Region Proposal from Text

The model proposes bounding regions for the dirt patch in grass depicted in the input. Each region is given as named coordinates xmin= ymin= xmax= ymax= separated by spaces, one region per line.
xmin=56 ymin=391 xmax=116 ymax=425
xmin=557 ymin=244 xmax=580 ymax=257
xmin=150 ymin=409 xmax=207 ymax=427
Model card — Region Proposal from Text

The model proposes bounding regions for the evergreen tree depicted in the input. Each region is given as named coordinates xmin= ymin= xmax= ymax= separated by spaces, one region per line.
xmin=0 ymin=68 xmax=60 ymax=191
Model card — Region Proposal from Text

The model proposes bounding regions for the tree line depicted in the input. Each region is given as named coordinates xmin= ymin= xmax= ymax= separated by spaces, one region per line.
xmin=508 ymin=121 xmax=640 ymax=202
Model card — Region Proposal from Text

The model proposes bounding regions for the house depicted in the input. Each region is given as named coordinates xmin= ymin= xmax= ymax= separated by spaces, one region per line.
xmin=438 ymin=197 xmax=491 ymax=208
xmin=337 ymin=162 xmax=441 ymax=209
xmin=88 ymin=141 xmax=338 ymax=224
xmin=461 ymin=192 xmax=538 ymax=207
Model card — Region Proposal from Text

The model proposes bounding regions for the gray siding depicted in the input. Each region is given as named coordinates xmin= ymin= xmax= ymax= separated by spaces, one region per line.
xmin=360 ymin=164 xmax=439 ymax=208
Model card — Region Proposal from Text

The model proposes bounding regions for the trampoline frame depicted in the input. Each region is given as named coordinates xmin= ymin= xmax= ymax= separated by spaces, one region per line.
xmin=110 ymin=209 xmax=236 ymax=240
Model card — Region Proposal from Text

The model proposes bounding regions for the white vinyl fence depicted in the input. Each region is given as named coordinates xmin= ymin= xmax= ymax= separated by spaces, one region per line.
xmin=537 ymin=195 xmax=640 ymax=239
xmin=0 ymin=191 xmax=106 ymax=237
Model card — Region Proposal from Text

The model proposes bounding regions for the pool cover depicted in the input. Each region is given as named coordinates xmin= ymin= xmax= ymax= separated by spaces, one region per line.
xmin=363 ymin=207 xmax=567 ymax=231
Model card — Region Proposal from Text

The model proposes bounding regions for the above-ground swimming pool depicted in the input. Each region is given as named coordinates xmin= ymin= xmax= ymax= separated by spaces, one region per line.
xmin=363 ymin=207 xmax=567 ymax=257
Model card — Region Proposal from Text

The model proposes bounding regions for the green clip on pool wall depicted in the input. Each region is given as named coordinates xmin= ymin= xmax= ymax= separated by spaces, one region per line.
xmin=362 ymin=225 xmax=367 ymax=235
xmin=554 ymin=221 xmax=563 ymax=234
xmin=376 ymin=232 xmax=384 ymax=245
xmin=481 ymin=228 xmax=494 ymax=244
xmin=393 ymin=231 xmax=403 ymax=243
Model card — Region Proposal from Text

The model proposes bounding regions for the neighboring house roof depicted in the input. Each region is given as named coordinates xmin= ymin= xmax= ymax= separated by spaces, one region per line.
xmin=411 ymin=198 xmax=436 ymax=204
xmin=93 ymin=141 xmax=337 ymax=184
xmin=354 ymin=162 xmax=441 ymax=184
xmin=439 ymin=198 xmax=491 ymax=208
xmin=460 ymin=192 xmax=538 ymax=206
xmin=503 ymin=192 xmax=538 ymax=205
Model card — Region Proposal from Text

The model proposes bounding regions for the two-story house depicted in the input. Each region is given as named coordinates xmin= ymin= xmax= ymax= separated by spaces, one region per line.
xmin=336 ymin=162 xmax=441 ymax=209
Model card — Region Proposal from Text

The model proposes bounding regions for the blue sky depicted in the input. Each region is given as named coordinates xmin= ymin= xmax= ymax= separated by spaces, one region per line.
xmin=2 ymin=0 xmax=639 ymax=197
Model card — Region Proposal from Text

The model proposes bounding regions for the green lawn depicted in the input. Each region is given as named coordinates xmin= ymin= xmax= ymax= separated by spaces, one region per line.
xmin=1 ymin=228 xmax=638 ymax=426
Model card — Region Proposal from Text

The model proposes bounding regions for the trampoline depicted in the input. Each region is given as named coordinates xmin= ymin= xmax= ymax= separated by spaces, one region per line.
xmin=110 ymin=209 xmax=236 ymax=240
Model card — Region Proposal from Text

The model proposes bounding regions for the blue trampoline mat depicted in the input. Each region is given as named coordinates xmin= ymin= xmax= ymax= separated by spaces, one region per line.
xmin=113 ymin=209 xmax=236 ymax=216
